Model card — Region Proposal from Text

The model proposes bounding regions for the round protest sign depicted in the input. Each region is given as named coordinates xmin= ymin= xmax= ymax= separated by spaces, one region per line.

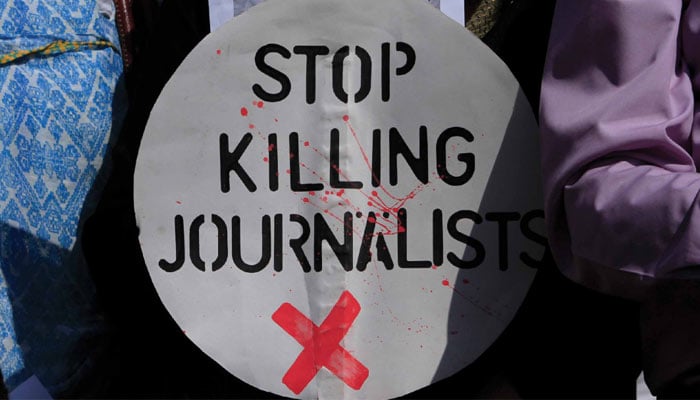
xmin=134 ymin=0 xmax=544 ymax=398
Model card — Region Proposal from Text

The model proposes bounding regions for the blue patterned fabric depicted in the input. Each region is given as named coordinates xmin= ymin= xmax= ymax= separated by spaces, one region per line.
xmin=0 ymin=0 xmax=123 ymax=394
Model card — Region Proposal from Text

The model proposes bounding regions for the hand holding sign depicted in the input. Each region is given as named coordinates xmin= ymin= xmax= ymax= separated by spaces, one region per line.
xmin=134 ymin=0 xmax=544 ymax=398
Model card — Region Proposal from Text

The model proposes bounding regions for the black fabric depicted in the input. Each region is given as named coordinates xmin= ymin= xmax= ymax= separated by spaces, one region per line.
xmin=0 ymin=369 xmax=6 ymax=400
xmin=640 ymin=279 xmax=700 ymax=398
xmin=486 ymin=2 xmax=642 ymax=398
xmin=82 ymin=0 xmax=642 ymax=398
xmin=83 ymin=1 xmax=272 ymax=398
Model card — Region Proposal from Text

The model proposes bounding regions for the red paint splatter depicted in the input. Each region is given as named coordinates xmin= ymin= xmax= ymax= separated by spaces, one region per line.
xmin=309 ymin=191 xmax=316 ymax=196
xmin=302 ymin=198 xmax=310 ymax=203
xmin=342 ymin=114 xmax=349 ymax=122
xmin=304 ymin=141 xmax=310 ymax=147
xmin=431 ymin=265 xmax=438 ymax=270
xmin=175 ymin=201 xmax=182 ymax=205
xmin=182 ymin=330 xmax=186 ymax=334
xmin=442 ymin=280 xmax=450 ymax=286
xmin=274 ymin=118 xmax=279 ymax=122
xmin=286 ymin=169 xmax=291 ymax=174
xmin=272 ymin=291 xmax=368 ymax=394
xmin=216 ymin=49 xmax=221 ymax=55
xmin=240 ymin=107 xmax=248 ymax=117
xmin=256 ymin=101 xmax=264 ymax=109
xmin=249 ymin=123 xmax=255 ymax=129
xmin=462 ymin=279 xmax=470 ymax=284
xmin=371 ymin=190 xmax=378 ymax=197
xmin=263 ymin=157 xmax=269 ymax=162
xmin=337 ymin=189 xmax=345 ymax=197
xmin=268 ymin=143 xmax=275 ymax=151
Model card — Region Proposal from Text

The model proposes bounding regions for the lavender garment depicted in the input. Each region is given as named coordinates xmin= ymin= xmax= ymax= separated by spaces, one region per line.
xmin=540 ymin=1 xmax=700 ymax=297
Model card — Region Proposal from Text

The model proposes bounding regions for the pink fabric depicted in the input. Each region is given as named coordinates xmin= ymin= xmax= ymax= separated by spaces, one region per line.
xmin=540 ymin=1 xmax=700 ymax=297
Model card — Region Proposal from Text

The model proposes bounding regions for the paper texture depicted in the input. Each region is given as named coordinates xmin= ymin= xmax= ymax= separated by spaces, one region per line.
xmin=136 ymin=0 xmax=542 ymax=398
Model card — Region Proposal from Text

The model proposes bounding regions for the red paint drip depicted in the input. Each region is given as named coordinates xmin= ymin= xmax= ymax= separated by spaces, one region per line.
xmin=342 ymin=114 xmax=349 ymax=122
xmin=240 ymin=107 xmax=248 ymax=117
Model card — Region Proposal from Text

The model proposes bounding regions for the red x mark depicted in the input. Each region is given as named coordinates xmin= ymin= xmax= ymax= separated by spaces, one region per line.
xmin=272 ymin=290 xmax=369 ymax=395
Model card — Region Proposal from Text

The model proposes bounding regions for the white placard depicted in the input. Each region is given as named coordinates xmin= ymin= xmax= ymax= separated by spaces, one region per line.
xmin=135 ymin=0 xmax=544 ymax=398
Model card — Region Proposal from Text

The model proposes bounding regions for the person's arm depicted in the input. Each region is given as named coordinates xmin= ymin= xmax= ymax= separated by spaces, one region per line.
xmin=540 ymin=0 xmax=700 ymax=298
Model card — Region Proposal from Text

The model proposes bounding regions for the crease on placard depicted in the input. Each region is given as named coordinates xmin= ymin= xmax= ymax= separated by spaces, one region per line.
xmin=305 ymin=274 xmax=349 ymax=399
xmin=340 ymin=45 xmax=353 ymax=400
xmin=300 ymin=274 xmax=320 ymax=400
